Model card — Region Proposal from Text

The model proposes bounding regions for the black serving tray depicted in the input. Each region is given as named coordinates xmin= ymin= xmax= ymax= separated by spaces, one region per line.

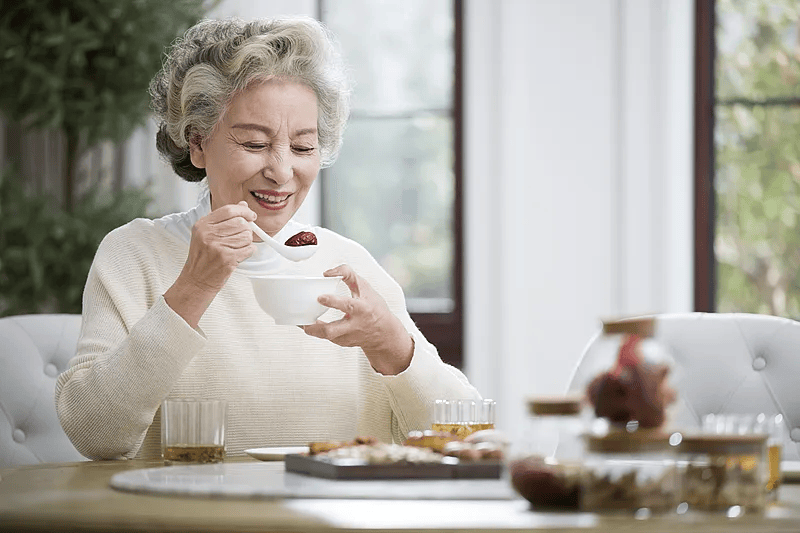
xmin=284 ymin=453 xmax=503 ymax=480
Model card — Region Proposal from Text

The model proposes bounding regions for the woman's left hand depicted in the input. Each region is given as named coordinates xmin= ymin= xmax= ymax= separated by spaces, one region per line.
xmin=302 ymin=264 xmax=414 ymax=375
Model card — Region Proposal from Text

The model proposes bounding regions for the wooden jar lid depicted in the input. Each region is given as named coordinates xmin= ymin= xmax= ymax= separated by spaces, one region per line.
xmin=601 ymin=317 xmax=655 ymax=337
xmin=677 ymin=434 xmax=767 ymax=455
xmin=585 ymin=429 xmax=672 ymax=453
xmin=527 ymin=396 xmax=582 ymax=416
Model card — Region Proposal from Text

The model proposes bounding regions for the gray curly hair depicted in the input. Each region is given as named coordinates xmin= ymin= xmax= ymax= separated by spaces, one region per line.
xmin=149 ymin=16 xmax=351 ymax=182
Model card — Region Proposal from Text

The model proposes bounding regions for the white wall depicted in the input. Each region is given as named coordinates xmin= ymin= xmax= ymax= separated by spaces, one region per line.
xmin=463 ymin=0 xmax=695 ymax=444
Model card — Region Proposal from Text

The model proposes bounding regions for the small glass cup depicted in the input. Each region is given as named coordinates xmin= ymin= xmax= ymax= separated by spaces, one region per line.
xmin=702 ymin=412 xmax=783 ymax=500
xmin=432 ymin=399 xmax=495 ymax=438
xmin=762 ymin=414 xmax=784 ymax=498
xmin=161 ymin=398 xmax=227 ymax=464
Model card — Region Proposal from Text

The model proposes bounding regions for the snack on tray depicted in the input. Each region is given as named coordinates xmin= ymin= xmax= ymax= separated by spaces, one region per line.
xmin=353 ymin=435 xmax=380 ymax=445
xmin=316 ymin=442 xmax=446 ymax=465
xmin=465 ymin=429 xmax=510 ymax=449
xmin=442 ymin=440 xmax=503 ymax=462
xmin=403 ymin=430 xmax=460 ymax=453
xmin=285 ymin=231 xmax=317 ymax=247
xmin=586 ymin=334 xmax=675 ymax=428
xmin=308 ymin=441 xmax=347 ymax=455
xmin=307 ymin=432 xmax=504 ymax=466
xmin=308 ymin=436 xmax=379 ymax=455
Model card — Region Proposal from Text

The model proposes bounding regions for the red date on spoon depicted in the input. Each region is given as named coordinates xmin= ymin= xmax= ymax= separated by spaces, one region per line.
xmin=285 ymin=231 xmax=317 ymax=247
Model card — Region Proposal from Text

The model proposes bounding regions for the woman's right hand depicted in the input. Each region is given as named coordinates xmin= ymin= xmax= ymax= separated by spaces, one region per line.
xmin=164 ymin=201 xmax=257 ymax=328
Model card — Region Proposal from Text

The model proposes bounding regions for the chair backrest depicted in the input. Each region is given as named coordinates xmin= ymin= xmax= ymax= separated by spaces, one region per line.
xmin=0 ymin=314 xmax=86 ymax=467
xmin=568 ymin=312 xmax=800 ymax=461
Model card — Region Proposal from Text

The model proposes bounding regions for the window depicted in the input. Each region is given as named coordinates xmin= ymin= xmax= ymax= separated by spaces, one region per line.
xmin=695 ymin=0 xmax=800 ymax=316
xmin=319 ymin=0 xmax=463 ymax=367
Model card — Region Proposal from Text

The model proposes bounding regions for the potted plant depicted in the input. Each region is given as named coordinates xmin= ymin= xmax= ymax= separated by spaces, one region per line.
xmin=0 ymin=0 xmax=212 ymax=209
xmin=0 ymin=0 xmax=213 ymax=314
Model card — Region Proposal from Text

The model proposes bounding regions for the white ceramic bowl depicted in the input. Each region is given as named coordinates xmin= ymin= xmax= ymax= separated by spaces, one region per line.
xmin=249 ymin=275 xmax=342 ymax=325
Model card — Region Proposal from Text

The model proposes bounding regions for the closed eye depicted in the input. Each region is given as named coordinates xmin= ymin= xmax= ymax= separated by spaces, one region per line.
xmin=242 ymin=142 xmax=268 ymax=151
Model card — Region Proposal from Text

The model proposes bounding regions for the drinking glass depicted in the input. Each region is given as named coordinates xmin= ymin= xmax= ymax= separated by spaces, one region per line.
xmin=432 ymin=398 xmax=495 ymax=438
xmin=756 ymin=413 xmax=784 ymax=498
xmin=161 ymin=398 xmax=227 ymax=463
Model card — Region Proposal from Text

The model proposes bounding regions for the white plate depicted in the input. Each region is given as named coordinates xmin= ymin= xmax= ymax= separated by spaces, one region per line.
xmin=783 ymin=460 xmax=800 ymax=482
xmin=245 ymin=446 xmax=309 ymax=461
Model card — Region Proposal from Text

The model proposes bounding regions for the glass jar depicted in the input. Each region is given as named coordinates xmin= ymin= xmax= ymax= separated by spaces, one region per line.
xmin=509 ymin=396 xmax=585 ymax=510
xmin=678 ymin=434 xmax=768 ymax=514
xmin=569 ymin=317 xmax=680 ymax=430
xmin=702 ymin=413 xmax=784 ymax=502
xmin=522 ymin=396 xmax=585 ymax=462
xmin=581 ymin=430 xmax=679 ymax=514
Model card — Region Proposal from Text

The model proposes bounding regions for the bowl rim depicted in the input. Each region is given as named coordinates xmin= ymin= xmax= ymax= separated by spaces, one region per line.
xmin=246 ymin=274 xmax=343 ymax=281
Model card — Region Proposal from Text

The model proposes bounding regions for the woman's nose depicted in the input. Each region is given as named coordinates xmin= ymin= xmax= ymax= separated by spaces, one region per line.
xmin=264 ymin=155 xmax=293 ymax=184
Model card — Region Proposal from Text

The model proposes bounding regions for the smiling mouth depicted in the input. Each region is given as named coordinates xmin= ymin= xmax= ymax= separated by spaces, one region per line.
xmin=251 ymin=191 xmax=290 ymax=208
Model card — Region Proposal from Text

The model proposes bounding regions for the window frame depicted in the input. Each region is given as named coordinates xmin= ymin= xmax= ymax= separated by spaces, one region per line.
xmin=694 ymin=0 xmax=800 ymax=314
xmin=318 ymin=0 xmax=464 ymax=369
xmin=694 ymin=0 xmax=716 ymax=312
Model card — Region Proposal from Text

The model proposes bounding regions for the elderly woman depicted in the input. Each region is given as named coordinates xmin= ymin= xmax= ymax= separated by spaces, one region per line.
xmin=55 ymin=16 xmax=481 ymax=460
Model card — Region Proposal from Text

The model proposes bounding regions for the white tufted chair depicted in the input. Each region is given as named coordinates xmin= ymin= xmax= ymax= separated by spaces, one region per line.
xmin=568 ymin=312 xmax=800 ymax=461
xmin=0 ymin=314 xmax=86 ymax=467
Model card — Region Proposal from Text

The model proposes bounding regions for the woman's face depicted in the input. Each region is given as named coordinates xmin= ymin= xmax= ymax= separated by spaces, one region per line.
xmin=190 ymin=78 xmax=321 ymax=236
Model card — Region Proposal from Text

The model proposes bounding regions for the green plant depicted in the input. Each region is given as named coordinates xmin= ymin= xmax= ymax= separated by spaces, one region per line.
xmin=0 ymin=167 xmax=151 ymax=315
xmin=0 ymin=0 xmax=214 ymax=315
xmin=0 ymin=0 xmax=212 ymax=210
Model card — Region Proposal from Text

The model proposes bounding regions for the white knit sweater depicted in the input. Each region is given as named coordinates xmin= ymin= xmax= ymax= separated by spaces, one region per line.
xmin=55 ymin=198 xmax=480 ymax=460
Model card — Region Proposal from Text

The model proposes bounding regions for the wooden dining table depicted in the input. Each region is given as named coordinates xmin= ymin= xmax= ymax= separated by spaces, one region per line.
xmin=2 ymin=456 xmax=800 ymax=532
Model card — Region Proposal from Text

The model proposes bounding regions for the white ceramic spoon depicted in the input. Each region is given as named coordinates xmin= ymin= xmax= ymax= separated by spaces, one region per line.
xmin=248 ymin=221 xmax=317 ymax=262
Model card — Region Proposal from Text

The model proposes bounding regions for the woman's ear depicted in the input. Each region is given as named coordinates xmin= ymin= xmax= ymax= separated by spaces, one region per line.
xmin=188 ymin=134 xmax=206 ymax=169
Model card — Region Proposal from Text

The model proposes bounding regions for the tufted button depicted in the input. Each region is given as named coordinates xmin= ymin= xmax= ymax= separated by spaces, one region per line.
xmin=752 ymin=357 xmax=767 ymax=371
xmin=791 ymin=428 xmax=800 ymax=442
xmin=12 ymin=429 xmax=25 ymax=443
xmin=44 ymin=363 xmax=59 ymax=377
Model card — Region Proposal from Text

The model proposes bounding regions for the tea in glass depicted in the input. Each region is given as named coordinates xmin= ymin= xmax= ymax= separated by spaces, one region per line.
xmin=161 ymin=398 xmax=227 ymax=464
xmin=757 ymin=414 xmax=784 ymax=498
xmin=432 ymin=399 xmax=495 ymax=438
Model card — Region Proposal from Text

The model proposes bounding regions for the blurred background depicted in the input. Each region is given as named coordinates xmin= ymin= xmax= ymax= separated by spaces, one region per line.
xmin=1 ymin=0 xmax=799 ymax=444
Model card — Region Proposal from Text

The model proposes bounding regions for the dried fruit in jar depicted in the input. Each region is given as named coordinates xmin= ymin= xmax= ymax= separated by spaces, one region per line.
xmin=586 ymin=335 xmax=676 ymax=428
xmin=509 ymin=456 xmax=581 ymax=510
xmin=285 ymin=231 xmax=317 ymax=247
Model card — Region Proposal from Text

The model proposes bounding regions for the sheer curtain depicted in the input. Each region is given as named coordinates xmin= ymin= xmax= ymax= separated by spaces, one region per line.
xmin=464 ymin=0 xmax=694 ymax=444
